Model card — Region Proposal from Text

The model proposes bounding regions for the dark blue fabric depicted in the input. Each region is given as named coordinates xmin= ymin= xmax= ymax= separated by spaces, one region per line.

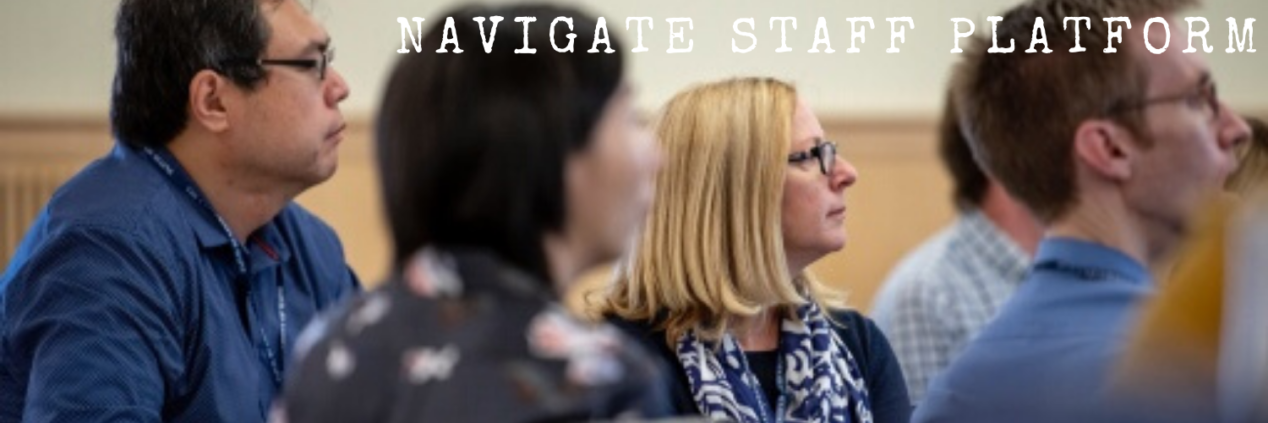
xmin=744 ymin=351 xmax=780 ymax=408
xmin=914 ymin=238 xmax=1153 ymax=423
xmin=0 ymin=142 xmax=360 ymax=423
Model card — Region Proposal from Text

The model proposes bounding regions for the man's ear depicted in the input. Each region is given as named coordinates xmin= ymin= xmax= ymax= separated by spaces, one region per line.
xmin=1072 ymin=119 xmax=1138 ymax=182
xmin=188 ymin=70 xmax=231 ymax=134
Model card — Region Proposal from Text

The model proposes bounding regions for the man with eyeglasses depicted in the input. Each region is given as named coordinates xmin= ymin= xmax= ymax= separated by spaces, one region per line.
xmin=913 ymin=0 xmax=1250 ymax=422
xmin=0 ymin=1 xmax=359 ymax=422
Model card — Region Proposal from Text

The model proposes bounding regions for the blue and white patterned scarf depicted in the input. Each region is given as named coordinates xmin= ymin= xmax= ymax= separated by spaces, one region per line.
xmin=675 ymin=302 xmax=873 ymax=423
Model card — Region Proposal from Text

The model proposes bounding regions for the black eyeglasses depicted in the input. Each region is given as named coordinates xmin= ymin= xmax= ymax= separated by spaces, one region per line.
xmin=788 ymin=140 xmax=838 ymax=175
xmin=1109 ymin=80 xmax=1221 ymax=122
xmin=225 ymin=47 xmax=335 ymax=81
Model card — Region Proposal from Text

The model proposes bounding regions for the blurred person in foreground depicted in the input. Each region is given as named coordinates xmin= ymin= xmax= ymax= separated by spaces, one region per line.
xmin=602 ymin=77 xmax=912 ymax=423
xmin=914 ymin=0 xmax=1251 ymax=421
xmin=276 ymin=4 xmax=670 ymax=422
xmin=1111 ymin=117 xmax=1268 ymax=422
xmin=0 ymin=0 xmax=360 ymax=421
xmin=1226 ymin=117 xmax=1268 ymax=194
xmin=871 ymin=93 xmax=1041 ymax=403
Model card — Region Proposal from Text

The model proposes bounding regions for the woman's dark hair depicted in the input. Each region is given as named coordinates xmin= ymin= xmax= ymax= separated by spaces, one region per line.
xmin=377 ymin=4 xmax=625 ymax=282
xmin=111 ymin=0 xmax=278 ymax=148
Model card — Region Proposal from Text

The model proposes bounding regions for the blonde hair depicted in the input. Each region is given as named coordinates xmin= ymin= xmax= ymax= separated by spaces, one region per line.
xmin=601 ymin=77 xmax=844 ymax=344
xmin=1227 ymin=117 xmax=1268 ymax=195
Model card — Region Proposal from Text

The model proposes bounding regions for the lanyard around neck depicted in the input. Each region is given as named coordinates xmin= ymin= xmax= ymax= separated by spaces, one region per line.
xmin=1032 ymin=259 xmax=1133 ymax=283
xmin=140 ymin=146 xmax=287 ymax=388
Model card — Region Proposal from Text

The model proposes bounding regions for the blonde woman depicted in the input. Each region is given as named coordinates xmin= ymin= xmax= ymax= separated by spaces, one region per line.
xmin=603 ymin=77 xmax=911 ymax=423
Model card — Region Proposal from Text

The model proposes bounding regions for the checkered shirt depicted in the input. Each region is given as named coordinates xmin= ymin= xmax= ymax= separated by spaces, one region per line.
xmin=870 ymin=210 xmax=1030 ymax=404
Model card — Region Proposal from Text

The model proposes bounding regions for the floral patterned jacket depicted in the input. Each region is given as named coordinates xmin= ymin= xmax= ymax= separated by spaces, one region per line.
xmin=277 ymin=247 xmax=674 ymax=422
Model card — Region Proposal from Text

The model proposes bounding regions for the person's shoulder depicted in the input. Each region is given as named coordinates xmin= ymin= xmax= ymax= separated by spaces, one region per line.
xmin=15 ymin=167 xmax=184 ymax=273
xmin=874 ymin=224 xmax=993 ymax=322
xmin=605 ymin=315 xmax=665 ymax=346
xmin=605 ymin=314 xmax=657 ymax=334
xmin=887 ymin=224 xmax=957 ymax=277
xmin=291 ymin=286 xmax=375 ymax=359
xmin=0 ymin=212 xmax=186 ymax=319
xmin=875 ymin=226 xmax=961 ymax=300
xmin=42 ymin=148 xmax=172 ymax=235
xmin=22 ymin=158 xmax=202 ymax=280
xmin=829 ymin=308 xmax=870 ymax=328
xmin=283 ymin=285 xmax=409 ymax=422
xmin=604 ymin=314 xmax=678 ymax=360
xmin=828 ymin=308 xmax=885 ymax=349
xmin=830 ymin=307 xmax=883 ymax=331
xmin=826 ymin=307 xmax=910 ymax=406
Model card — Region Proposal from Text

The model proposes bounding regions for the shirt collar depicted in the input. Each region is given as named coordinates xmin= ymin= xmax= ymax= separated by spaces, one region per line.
xmin=121 ymin=141 xmax=293 ymax=269
xmin=249 ymin=221 xmax=293 ymax=272
xmin=1032 ymin=237 xmax=1150 ymax=285
xmin=192 ymin=211 xmax=294 ymax=273
xmin=118 ymin=142 xmax=228 ymax=249
xmin=190 ymin=215 xmax=231 ymax=249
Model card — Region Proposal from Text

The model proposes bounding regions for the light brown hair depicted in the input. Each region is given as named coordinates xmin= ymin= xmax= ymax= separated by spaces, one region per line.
xmin=952 ymin=0 xmax=1199 ymax=222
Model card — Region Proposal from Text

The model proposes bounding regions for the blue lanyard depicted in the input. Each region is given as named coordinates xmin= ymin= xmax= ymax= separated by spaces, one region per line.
xmin=141 ymin=147 xmax=287 ymax=388
xmin=1032 ymin=260 xmax=1130 ymax=283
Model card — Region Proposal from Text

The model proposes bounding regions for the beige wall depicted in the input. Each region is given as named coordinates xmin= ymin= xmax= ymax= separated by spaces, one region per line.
xmin=1 ymin=0 xmax=1264 ymax=118
xmin=1 ymin=0 xmax=1264 ymax=312
xmin=0 ymin=116 xmax=951 ymax=313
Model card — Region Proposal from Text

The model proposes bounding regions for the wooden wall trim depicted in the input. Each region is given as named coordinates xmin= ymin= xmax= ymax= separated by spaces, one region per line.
xmin=0 ymin=115 xmax=940 ymax=160
xmin=0 ymin=116 xmax=378 ymax=162
xmin=0 ymin=115 xmax=106 ymax=132
xmin=0 ymin=112 xmax=958 ymax=308
xmin=8 ymin=111 xmax=1263 ymax=167
xmin=0 ymin=115 xmax=933 ymax=132
xmin=4 ymin=113 xmax=1261 ymax=133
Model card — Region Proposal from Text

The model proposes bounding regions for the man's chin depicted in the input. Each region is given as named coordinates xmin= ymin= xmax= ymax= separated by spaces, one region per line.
xmin=315 ymin=167 xmax=338 ymax=186
xmin=315 ymin=154 xmax=340 ymax=181
xmin=294 ymin=162 xmax=339 ymax=193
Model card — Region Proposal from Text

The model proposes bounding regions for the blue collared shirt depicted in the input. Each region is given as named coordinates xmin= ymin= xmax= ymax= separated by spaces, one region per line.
xmin=913 ymin=238 xmax=1153 ymax=423
xmin=0 ymin=142 xmax=360 ymax=423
